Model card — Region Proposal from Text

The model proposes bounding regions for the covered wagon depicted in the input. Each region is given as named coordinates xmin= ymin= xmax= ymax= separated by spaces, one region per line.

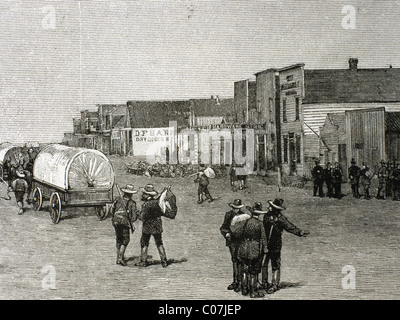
xmin=32 ymin=144 xmax=115 ymax=224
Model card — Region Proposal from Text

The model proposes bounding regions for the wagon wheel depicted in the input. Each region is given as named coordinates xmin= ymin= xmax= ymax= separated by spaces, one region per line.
xmin=49 ymin=192 xmax=62 ymax=224
xmin=96 ymin=206 xmax=108 ymax=221
xmin=32 ymin=187 xmax=43 ymax=211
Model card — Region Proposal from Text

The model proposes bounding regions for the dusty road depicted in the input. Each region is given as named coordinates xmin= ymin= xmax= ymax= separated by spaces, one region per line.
xmin=1 ymin=157 xmax=399 ymax=300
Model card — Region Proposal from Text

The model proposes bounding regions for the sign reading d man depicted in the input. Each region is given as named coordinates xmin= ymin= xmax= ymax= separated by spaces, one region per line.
xmin=132 ymin=127 xmax=175 ymax=163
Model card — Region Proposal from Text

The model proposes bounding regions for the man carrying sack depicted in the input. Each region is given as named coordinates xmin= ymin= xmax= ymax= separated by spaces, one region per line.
xmin=137 ymin=184 xmax=177 ymax=268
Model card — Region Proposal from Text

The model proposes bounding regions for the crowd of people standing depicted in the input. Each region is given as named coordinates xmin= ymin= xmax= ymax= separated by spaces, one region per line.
xmin=220 ymin=198 xmax=309 ymax=298
xmin=312 ymin=158 xmax=400 ymax=201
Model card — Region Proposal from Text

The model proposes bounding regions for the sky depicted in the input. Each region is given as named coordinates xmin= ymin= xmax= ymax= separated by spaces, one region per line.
xmin=1 ymin=0 xmax=400 ymax=144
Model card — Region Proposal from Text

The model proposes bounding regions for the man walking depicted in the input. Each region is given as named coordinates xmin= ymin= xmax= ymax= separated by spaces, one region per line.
xmin=220 ymin=199 xmax=246 ymax=292
xmin=312 ymin=159 xmax=324 ymax=197
xmin=348 ymin=159 xmax=360 ymax=198
xmin=262 ymin=198 xmax=309 ymax=294
xmin=194 ymin=171 xmax=214 ymax=204
xmin=138 ymin=184 xmax=170 ymax=268
xmin=111 ymin=184 xmax=139 ymax=266
xmin=10 ymin=168 xmax=29 ymax=215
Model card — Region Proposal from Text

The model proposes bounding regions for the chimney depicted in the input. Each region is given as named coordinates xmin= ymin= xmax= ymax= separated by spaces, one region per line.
xmin=349 ymin=58 xmax=358 ymax=71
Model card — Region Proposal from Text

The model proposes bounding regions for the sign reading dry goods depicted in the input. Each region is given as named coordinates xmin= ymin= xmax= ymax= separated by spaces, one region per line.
xmin=132 ymin=127 xmax=175 ymax=158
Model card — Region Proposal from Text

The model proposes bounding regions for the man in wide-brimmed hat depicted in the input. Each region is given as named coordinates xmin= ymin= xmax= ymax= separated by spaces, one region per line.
xmin=10 ymin=168 xmax=29 ymax=215
xmin=261 ymin=198 xmax=309 ymax=294
xmin=220 ymin=199 xmax=246 ymax=292
xmin=137 ymin=184 xmax=169 ymax=268
xmin=194 ymin=171 xmax=214 ymax=204
xmin=348 ymin=158 xmax=360 ymax=198
xmin=237 ymin=202 xmax=268 ymax=298
xmin=111 ymin=184 xmax=139 ymax=266
xmin=311 ymin=159 xmax=324 ymax=197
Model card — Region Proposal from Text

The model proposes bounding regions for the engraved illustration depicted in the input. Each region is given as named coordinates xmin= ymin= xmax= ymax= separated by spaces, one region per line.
xmin=1 ymin=1 xmax=399 ymax=302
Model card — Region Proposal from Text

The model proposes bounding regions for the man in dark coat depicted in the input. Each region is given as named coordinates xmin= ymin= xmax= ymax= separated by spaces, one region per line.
xmin=111 ymin=184 xmax=139 ymax=266
xmin=10 ymin=168 xmax=29 ymax=215
xmin=137 ymin=184 xmax=170 ymax=267
xmin=360 ymin=162 xmax=373 ymax=200
xmin=194 ymin=171 xmax=214 ymax=204
xmin=376 ymin=160 xmax=388 ymax=199
xmin=348 ymin=158 xmax=360 ymax=198
xmin=392 ymin=163 xmax=400 ymax=201
xmin=387 ymin=161 xmax=394 ymax=198
xmin=220 ymin=199 xmax=246 ymax=292
xmin=262 ymin=198 xmax=309 ymax=294
xmin=237 ymin=202 xmax=268 ymax=298
xmin=323 ymin=162 xmax=333 ymax=198
xmin=311 ymin=159 xmax=324 ymax=197
xmin=332 ymin=162 xmax=343 ymax=199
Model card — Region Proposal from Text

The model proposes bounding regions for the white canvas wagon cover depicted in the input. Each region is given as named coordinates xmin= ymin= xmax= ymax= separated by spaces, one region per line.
xmin=33 ymin=144 xmax=115 ymax=190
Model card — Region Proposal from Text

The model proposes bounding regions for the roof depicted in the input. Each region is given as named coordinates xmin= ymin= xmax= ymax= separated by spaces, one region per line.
xmin=385 ymin=112 xmax=400 ymax=132
xmin=127 ymin=100 xmax=191 ymax=128
xmin=326 ymin=113 xmax=346 ymax=128
xmin=189 ymin=97 xmax=235 ymax=117
xmin=127 ymin=98 xmax=235 ymax=128
xmin=303 ymin=68 xmax=400 ymax=104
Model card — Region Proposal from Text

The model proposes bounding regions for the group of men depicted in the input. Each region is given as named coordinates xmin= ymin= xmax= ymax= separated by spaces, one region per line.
xmin=312 ymin=158 xmax=400 ymax=200
xmin=311 ymin=160 xmax=344 ymax=198
xmin=110 ymin=183 xmax=177 ymax=267
xmin=220 ymin=198 xmax=309 ymax=298
xmin=349 ymin=159 xmax=400 ymax=200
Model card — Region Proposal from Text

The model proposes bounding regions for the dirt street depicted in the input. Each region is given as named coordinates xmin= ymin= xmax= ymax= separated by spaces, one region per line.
xmin=1 ymin=157 xmax=399 ymax=300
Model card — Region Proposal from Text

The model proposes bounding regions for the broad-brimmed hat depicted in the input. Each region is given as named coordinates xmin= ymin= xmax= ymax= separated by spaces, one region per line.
xmin=268 ymin=198 xmax=286 ymax=211
xmin=16 ymin=170 xmax=25 ymax=178
xmin=351 ymin=158 xmax=356 ymax=164
xmin=140 ymin=184 xmax=158 ymax=196
xmin=121 ymin=184 xmax=137 ymax=194
xmin=252 ymin=202 xmax=269 ymax=215
xmin=229 ymin=199 xmax=244 ymax=209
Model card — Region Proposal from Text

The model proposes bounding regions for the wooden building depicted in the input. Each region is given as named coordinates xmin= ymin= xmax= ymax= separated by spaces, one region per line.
xmin=345 ymin=108 xmax=400 ymax=171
